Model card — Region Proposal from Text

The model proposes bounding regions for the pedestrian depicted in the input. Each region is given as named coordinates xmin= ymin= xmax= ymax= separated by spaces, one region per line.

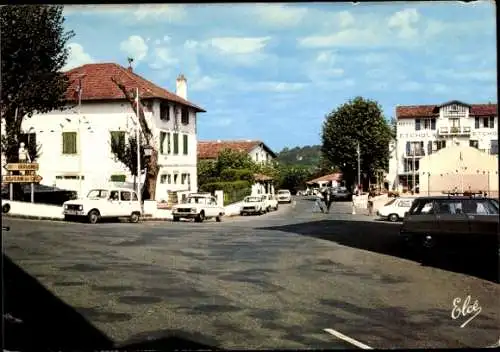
xmin=321 ymin=186 xmax=330 ymax=214
xmin=367 ymin=191 xmax=374 ymax=216
xmin=326 ymin=186 xmax=334 ymax=213
xmin=313 ymin=190 xmax=326 ymax=213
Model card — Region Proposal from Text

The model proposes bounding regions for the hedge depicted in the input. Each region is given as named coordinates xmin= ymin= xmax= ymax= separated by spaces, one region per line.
xmin=219 ymin=168 xmax=255 ymax=182
xmin=200 ymin=180 xmax=252 ymax=205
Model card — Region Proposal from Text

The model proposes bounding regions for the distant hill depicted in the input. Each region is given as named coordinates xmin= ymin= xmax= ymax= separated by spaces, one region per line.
xmin=276 ymin=145 xmax=321 ymax=167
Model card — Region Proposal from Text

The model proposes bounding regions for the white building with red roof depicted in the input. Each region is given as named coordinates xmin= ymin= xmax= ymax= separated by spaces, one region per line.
xmin=387 ymin=100 xmax=497 ymax=191
xmin=17 ymin=62 xmax=206 ymax=199
xmin=197 ymin=140 xmax=276 ymax=163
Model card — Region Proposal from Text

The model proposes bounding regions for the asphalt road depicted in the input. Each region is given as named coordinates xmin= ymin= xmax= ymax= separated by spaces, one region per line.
xmin=3 ymin=197 xmax=500 ymax=350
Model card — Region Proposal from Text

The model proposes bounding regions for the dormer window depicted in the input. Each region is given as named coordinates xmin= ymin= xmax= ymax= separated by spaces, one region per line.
xmin=160 ymin=102 xmax=170 ymax=121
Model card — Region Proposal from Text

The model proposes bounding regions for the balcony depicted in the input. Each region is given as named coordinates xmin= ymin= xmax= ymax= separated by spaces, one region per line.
xmin=438 ymin=126 xmax=471 ymax=136
xmin=404 ymin=149 xmax=426 ymax=158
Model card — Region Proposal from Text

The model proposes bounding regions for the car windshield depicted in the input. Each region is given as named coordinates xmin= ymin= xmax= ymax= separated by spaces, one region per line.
xmin=186 ymin=196 xmax=209 ymax=205
xmin=278 ymin=190 xmax=289 ymax=194
xmin=245 ymin=196 xmax=261 ymax=202
xmin=384 ymin=198 xmax=397 ymax=206
xmin=86 ymin=189 xmax=109 ymax=199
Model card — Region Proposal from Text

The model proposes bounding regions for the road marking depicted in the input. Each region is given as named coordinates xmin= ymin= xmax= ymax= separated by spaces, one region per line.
xmin=324 ymin=328 xmax=373 ymax=349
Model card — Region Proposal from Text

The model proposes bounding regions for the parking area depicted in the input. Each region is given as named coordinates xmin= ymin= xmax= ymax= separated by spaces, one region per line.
xmin=3 ymin=197 xmax=499 ymax=349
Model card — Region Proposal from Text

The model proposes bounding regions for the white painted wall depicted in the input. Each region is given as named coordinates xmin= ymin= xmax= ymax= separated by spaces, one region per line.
xmin=6 ymin=99 xmax=199 ymax=199
xmin=248 ymin=145 xmax=274 ymax=164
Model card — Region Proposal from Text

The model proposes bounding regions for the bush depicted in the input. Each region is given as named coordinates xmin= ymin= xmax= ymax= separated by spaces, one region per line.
xmin=200 ymin=180 xmax=252 ymax=206
xmin=219 ymin=168 xmax=255 ymax=182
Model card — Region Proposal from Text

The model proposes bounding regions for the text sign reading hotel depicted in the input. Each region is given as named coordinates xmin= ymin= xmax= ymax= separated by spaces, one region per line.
xmin=4 ymin=163 xmax=39 ymax=171
xmin=2 ymin=175 xmax=43 ymax=183
xmin=399 ymin=132 xmax=437 ymax=139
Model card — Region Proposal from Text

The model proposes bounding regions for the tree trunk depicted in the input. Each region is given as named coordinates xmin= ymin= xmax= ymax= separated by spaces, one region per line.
xmin=143 ymin=149 xmax=160 ymax=200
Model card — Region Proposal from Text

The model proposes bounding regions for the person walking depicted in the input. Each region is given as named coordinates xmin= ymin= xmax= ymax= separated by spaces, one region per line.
xmin=314 ymin=189 xmax=326 ymax=213
xmin=321 ymin=186 xmax=330 ymax=214
xmin=326 ymin=186 xmax=334 ymax=213
xmin=367 ymin=191 xmax=374 ymax=216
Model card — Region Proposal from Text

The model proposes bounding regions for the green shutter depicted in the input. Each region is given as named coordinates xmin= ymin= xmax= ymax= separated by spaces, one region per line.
xmin=160 ymin=132 xmax=166 ymax=154
xmin=167 ymin=133 xmax=171 ymax=154
xmin=62 ymin=132 xmax=77 ymax=154
xmin=173 ymin=133 xmax=179 ymax=154
xmin=183 ymin=134 xmax=188 ymax=155
xmin=110 ymin=174 xmax=126 ymax=182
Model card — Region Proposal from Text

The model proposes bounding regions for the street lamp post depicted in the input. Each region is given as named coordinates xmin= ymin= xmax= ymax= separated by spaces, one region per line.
xmin=357 ymin=142 xmax=361 ymax=192
xmin=135 ymin=87 xmax=141 ymax=208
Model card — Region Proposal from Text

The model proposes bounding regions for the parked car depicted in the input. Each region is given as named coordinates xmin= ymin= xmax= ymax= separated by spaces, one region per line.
xmin=240 ymin=196 xmax=266 ymax=215
xmin=171 ymin=193 xmax=224 ymax=223
xmin=62 ymin=188 xmax=142 ymax=224
xmin=377 ymin=197 xmax=415 ymax=222
xmin=276 ymin=189 xmax=292 ymax=203
xmin=261 ymin=194 xmax=279 ymax=212
xmin=332 ymin=187 xmax=352 ymax=201
xmin=399 ymin=195 xmax=499 ymax=262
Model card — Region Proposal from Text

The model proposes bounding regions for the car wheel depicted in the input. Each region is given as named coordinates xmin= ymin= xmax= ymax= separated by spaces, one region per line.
xmin=88 ymin=210 xmax=100 ymax=224
xmin=388 ymin=214 xmax=399 ymax=222
xmin=173 ymin=216 xmax=180 ymax=222
xmin=275 ymin=205 xmax=279 ymax=210
xmin=2 ymin=203 xmax=11 ymax=214
xmin=130 ymin=212 xmax=140 ymax=223
xmin=216 ymin=214 xmax=222 ymax=222
xmin=195 ymin=211 xmax=205 ymax=223
xmin=64 ymin=215 xmax=72 ymax=222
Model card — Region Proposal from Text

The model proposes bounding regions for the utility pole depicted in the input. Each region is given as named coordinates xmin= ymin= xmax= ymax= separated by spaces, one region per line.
xmin=357 ymin=142 xmax=361 ymax=192
xmin=412 ymin=143 xmax=416 ymax=194
xmin=77 ymin=77 xmax=83 ymax=198
xmin=135 ymin=87 xmax=142 ymax=210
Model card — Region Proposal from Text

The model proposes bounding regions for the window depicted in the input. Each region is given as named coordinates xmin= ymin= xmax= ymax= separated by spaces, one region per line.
xmin=120 ymin=191 xmax=131 ymax=201
xmin=132 ymin=192 xmax=138 ymax=201
xmin=256 ymin=153 xmax=259 ymax=162
xmin=110 ymin=174 xmax=126 ymax=182
xmin=427 ymin=141 xmax=432 ymax=155
xmin=483 ymin=117 xmax=489 ymax=128
xmin=409 ymin=200 xmax=435 ymax=215
xmin=181 ymin=173 xmax=188 ymax=185
xmin=160 ymin=102 xmax=170 ymax=121
xmin=415 ymin=119 xmax=421 ymax=131
xmin=167 ymin=174 xmax=172 ymax=184
xmin=159 ymin=131 xmax=170 ymax=155
xmin=423 ymin=119 xmax=430 ymax=129
xmin=173 ymin=173 xmax=178 ymax=184
xmin=110 ymin=131 xmax=126 ymax=150
xmin=475 ymin=117 xmax=480 ymax=129
xmin=183 ymin=134 xmax=188 ymax=155
xmin=109 ymin=191 xmax=119 ymax=201
xmin=469 ymin=140 xmax=479 ymax=149
xmin=181 ymin=107 xmax=189 ymax=124
xmin=431 ymin=118 xmax=436 ymax=130
xmin=173 ymin=133 xmax=179 ymax=154
xmin=399 ymin=200 xmax=413 ymax=208
xmin=62 ymin=132 xmax=77 ymax=154
xmin=489 ymin=116 xmax=495 ymax=128
xmin=160 ymin=174 xmax=167 ymax=184
xmin=450 ymin=118 xmax=460 ymax=128
xmin=491 ymin=140 xmax=498 ymax=155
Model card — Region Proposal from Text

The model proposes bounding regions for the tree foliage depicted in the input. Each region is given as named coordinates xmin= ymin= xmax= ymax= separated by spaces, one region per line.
xmin=110 ymin=134 xmax=147 ymax=178
xmin=1 ymin=5 xmax=74 ymax=199
xmin=321 ymin=96 xmax=393 ymax=189
xmin=214 ymin=148 xmax=256 ymax=174
xmin=276 ymin=145 xmax=321 ymax=167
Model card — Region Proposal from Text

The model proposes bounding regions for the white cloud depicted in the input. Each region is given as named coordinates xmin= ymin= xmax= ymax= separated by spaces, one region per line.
xmin=246 ymin=81 xmax=308 ymax=93
xmin=426 ymin=68 xmax=496 ymax=82
xmin=209 ymin=37 xmax=271 ymax=54
xmin=337 ymin=11 xmax=355 ymax=28
xmin=191 ymin=76 xmax=221 ymax=91
xmin=148 ymin=47 xmax=178 ymax=70
xmin=120 ymin=35 xmax=148 ymax=63
xmin=298 ymin=27 xmax=385 ymax=48
xmin=252 ymin=4 xmax=308 ymax=27
xmin=316 ymin=51 xmax=338 ymax=65
xmin=388 ymin=8 xmax=420 ymax=39
xmin=63 ymin=43 xmax=94 ymax=71
xmin=356 ymin=52 xmax=394 ymax=65
xmin=133 ymin=4 xmax=186 ymax=22
xmin=163 ymin=35 xmax=171 ymax=42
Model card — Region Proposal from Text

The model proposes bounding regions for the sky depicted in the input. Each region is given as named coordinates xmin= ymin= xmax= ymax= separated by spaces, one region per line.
xmin=62 ymin=2 xmax=497 ymax=153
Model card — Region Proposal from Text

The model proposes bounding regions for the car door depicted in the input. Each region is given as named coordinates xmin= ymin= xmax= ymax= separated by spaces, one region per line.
xmin=120 ymin=190 xmax=133 ymax=216
xmin=107 ymin=190 xmax=121 ymax=217
xmin=435 ymin=199 xmax=469 ymax=236
xmin=464 ymin=199 xmax=499 ymax=239
xmin=403 ymin=199 xmax=438 ymax=237
xmin=207 ymin=197 xmax=219 ymax=217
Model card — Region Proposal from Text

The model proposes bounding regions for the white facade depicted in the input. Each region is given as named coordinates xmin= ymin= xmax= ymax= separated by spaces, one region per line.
xmin=248 ymin=144 xmax=275 ymax=164
xmin=387 ymin=101 xmax=498 ymax=190
xmin=14 ymin=98 xmax=200 ymax=201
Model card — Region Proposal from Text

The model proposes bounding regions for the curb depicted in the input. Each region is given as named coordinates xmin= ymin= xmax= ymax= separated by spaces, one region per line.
xmin=3 ymin=214 xmax=64 ymax=222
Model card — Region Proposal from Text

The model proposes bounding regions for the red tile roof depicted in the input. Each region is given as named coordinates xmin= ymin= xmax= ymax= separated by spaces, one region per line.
xmin=306 ymin=173 xmax=342 ymax=184
xmin=64 ymin=63 xmax=205 ymax=112
xmin=254 ymin=173 xmax=274 ymax=181
xmin=396 ymin=101 xmax=497 ymax=119
xmin=198 ymin=140 xmax=276 ymax=159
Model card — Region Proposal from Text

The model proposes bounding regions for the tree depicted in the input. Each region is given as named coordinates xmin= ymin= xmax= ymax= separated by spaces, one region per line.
xmin=214 ymin=148 xmax=256 ymax=175
xmin=321 ymin=96 xmax=393 ymax=190
xmin=111 ymin=78 xmax=159 ymax=201
xmin=1 ymin=5 xmax=74 ymax=199
xmin=110 ymin=134 xmax=147 ymax=187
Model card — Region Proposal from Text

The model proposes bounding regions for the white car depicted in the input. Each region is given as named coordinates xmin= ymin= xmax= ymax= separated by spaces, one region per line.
xmin=261 ymin=194 xmax=279 ymax=212
xmin=63 ymin=188 xmax=142 ymax=224
xmin=240 ymin=195 xmax=266 ymax=215
xmin=276 ymin=189 xmax=292 ymax=203
xmin=172 ymin=193 xmax=225 ymax=223
xmin=377 ymin=197 xmax=415 ymax=222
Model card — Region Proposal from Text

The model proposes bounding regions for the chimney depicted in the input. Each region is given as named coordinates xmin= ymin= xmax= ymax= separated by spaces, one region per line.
xmin=127 ymin=57 xmax=134 ymax=72
xmin=176 ymin=74 xmax=187 ymax=100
